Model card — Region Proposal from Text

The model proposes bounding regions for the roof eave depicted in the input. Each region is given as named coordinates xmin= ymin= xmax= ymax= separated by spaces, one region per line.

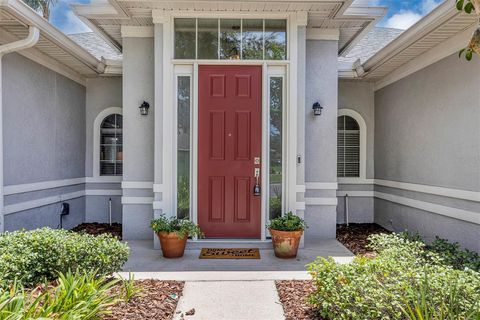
xmin=361 ymin=0 xmax=458 ymax=72
xmin=0 ymin=0 xmax=104 ymax=74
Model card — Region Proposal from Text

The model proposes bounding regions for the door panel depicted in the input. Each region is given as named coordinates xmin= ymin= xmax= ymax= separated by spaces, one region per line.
xmin=198 ymin=65 xmax=262 ymax=238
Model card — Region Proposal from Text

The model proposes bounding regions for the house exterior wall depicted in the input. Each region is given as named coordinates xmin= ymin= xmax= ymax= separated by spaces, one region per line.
xmin=85 ymin=77 xmax=123 ymax=223
xmin=304 ymin=39 xmax=339 ymax=239
xmin=337 ymin=80 xmax=375 ymax=224
xmin=122 ymin=36 xmax=155 ymax=239
xmin=374 ymin=53 xmax=480 ymax=251
xmin=2 ymin=53 xmax=86 ymax=230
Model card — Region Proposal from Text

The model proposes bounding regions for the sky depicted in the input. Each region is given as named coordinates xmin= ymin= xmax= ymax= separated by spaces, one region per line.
xmin=48 ymin=0 xmax=444 ymax=35
xmin=370 ymin=0 xmax=443 ymax=29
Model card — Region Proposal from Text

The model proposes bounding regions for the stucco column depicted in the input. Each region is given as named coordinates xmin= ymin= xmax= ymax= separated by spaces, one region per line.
xmin=152 ymin=12 xmax=174 ymax=248
xmin=304 ymin=29 xmax=340 ymax=239
xmin=120 ymin=26 xmax=155 ymax=240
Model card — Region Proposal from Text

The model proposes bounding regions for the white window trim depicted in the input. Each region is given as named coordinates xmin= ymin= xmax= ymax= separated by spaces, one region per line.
xmin=337 ymin=109 xmax=367 ymax=182
xmin=93 ymin=107 xmax=123 ymax=179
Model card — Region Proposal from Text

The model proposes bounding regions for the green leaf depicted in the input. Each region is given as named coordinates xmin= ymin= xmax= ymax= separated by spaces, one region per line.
xmin=459 ymin=48 xmax=466 ymax=57
xmin=465 ymin=2 xmax=474 ymax=13
xmin=456 ymin=0 xmax=465 ymax=11
xmin=466 ymin=50 xmax=473 ymax=61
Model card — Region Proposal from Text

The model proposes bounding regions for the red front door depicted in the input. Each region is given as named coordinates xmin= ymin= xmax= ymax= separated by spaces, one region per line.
xmin=198 ymin=65 xmax=262 ymax=238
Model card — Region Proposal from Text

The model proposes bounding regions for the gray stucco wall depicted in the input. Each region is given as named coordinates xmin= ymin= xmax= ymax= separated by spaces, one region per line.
xmin=374 ymin=53 xmax=480 ymax=251
xmin=304 ymin=39 xmax=339 ymax=239
xmin=122 ymin=37 xmax=155 ymax=240
xmin=84 ymin=77 xmax=123 ymax=223
xmin=2 ymin=53 xmax=86 ymax=230
xmin=336 ymin=80 xmax=375 ymax=224
xmin=85 ymin=77 xmax=123 ymax=176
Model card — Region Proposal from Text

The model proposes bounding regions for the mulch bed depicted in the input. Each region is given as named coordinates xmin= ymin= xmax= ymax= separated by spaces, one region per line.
xmin=336 ymin=223 xmax=390 ymax=256
xmin=71 ymin=222 xmax=122 ymax=239
xmin=275 ymin=280 xmax=319 ymax=320
xmin=104 ymin=280 xmax=184 ymax=320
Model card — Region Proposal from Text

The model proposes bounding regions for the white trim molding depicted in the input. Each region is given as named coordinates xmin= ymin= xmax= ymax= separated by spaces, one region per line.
xmin=4 ymin=191 xmax=85 ymax=215
xmin=295 ymin=185 xmax=306 ymax=193
xmin=152 ymin=201 xmax=163 ymax=210
xmin=375 ymin=191 xmax=480 ymax=225
xmin=375 ymin=179 xmax=480 ymax=203
xmin=338 ymin=108 xmax=367 ymax=181
xmin=121 ymin=197 xmax=154 ymax=205
xmin=338 ymin=178 xmax=374 ymax=185
xmin=306 ymin=28 xmax=340 ymax=41
xmin=85 ymin=176 xmax=122 ymax=183
xmin=85 ymin=189 xmax=122 ymax=196
xmin=121 ymin=26 xmax=154 ymax=38
xmin=121 ymin=181 xmax=153 ymax=189
xmin=305 ymin=182 xmax=338 ymax=190
xmin=92 ymin=107 xmax=123 ymax=179
xmin=337 ymin=191 xmax=374 ymax=197
xmin=305 ymin=197 xmax=338 ymax=206
xmin=4 ymin=177 xmax=85 ymax=195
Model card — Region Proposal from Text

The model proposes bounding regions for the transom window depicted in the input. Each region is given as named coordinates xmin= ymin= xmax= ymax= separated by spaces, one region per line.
xmin=174 ymin=18 xmax=287 ymax=60
xmin=100 ymin=114 xmax=123 ymax=176
xmin=337 ymin=115 xmax=360 ymax=178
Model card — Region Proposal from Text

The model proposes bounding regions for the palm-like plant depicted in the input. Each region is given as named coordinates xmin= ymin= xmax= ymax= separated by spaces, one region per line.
xmin=23 ymin=0 xmax=58 ymax=20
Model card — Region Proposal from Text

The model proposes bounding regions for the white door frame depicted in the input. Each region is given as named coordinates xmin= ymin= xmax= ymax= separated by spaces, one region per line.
xmin=154 ymin=10 xmax=304 ymax=241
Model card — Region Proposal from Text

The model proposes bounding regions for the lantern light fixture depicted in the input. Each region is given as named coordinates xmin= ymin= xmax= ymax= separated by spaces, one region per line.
xmin=139 ymin=101 xmax=150 ymax=116
xmin=312 ymin=102 xmax=323 ymax=116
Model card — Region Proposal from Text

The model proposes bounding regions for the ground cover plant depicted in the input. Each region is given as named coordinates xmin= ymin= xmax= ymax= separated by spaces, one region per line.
xmin=0 ymin=271 xmax=119 ymax=319
xmin=0 ymin=228 xmax=129 ymax=288
xmin=307 ymin=233 xmax=480 ymax=320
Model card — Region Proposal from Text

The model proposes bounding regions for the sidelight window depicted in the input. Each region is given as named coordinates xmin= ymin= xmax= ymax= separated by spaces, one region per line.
xmin=177 ymin=76 xmax=192 ymax=219
xmin=174 ymin=18 xmax=287 ymax=60
xmin=269 ymin=77 xmax=284 ymax=220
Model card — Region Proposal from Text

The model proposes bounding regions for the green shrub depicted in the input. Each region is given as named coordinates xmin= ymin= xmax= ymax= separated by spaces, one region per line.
xmin=0 ymin=271 xmax=119 ymax=319
xmin=307 ymin=233 xmax=480 ymax=320
xmin=0 ymin=228 xmax=129 ymax=288
xmin=267 ymin=212 xmax=307 ymax=231
xmin=428 ymin=237 xmax=480 ymax=272
xmin=397 ymin=232 xmax=480 ymax=272
xmin=150 ymin=215 xmax=203 ymax=239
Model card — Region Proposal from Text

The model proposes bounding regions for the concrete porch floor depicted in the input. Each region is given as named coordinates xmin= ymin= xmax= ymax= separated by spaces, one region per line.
xmin=120 ymin=238 xmax=354 ymax=280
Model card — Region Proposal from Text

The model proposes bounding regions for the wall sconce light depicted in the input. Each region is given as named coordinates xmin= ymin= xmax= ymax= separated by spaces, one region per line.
xmin=312 ymin=102 xmax=323 ymax=116
xmin=139 ymin=101 xmax=150 ymax=116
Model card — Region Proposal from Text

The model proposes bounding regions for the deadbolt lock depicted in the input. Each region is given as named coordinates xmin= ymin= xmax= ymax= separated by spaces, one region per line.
xmin=254 ymin=157 xmax=261 ymax=165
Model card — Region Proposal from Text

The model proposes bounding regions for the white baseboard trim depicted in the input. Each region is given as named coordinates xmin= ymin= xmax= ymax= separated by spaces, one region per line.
xmin=85 ymin=190 xmax=122 ymax=196
xmin=4 ymin=178 xmax=85 ymax=195
xmin=4 ymin=191 xmax=85 ymax=215
xmin=305 ymin=197 xmax=338 ymax=206
xmin=375 ymin=191 xmax=480 ymax=225
xmin=121 ymin=197 xmax=154 ymax=205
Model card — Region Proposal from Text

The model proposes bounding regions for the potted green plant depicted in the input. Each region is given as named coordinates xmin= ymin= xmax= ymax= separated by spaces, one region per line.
xmin=150 ymin=215 xmax=203 ymax=258
xmin=267 ymin=212 xmax=307 ymax=258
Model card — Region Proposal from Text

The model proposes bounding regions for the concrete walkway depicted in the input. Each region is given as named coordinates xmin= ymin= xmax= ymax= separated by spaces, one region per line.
xmin=172 ymin=281 xmax=285 ymax=320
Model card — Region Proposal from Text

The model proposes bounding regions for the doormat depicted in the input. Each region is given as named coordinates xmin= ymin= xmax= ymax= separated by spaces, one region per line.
xmin=199 ymin=248 xmax=260 ymax=259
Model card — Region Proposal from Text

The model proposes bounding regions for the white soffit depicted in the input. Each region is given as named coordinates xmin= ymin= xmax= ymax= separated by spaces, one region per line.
xmin=73 ymin=0 xmax=386 ymax=55
xmin=0 ymin=0 xmax=107 ymax=84
xmin=362 ymin=0 xmax=478 ymax=82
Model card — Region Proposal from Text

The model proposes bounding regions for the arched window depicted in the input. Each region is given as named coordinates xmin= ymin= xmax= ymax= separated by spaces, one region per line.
xmin=99 ymin=114 xmax=123 ymax=176
xmin=337 ymin=109 xmax=366 ymax=179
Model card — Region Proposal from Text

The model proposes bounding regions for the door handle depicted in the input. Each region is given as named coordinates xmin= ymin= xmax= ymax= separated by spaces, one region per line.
xmin=253 ymin=168 xmax=261 ymax=196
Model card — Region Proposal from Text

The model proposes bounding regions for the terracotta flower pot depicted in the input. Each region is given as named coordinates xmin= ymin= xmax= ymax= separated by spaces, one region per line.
xmin=157 ymin=232 xmax=188 ymax=258
xmin=269 ymin=229 xmax=303 ymax=259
